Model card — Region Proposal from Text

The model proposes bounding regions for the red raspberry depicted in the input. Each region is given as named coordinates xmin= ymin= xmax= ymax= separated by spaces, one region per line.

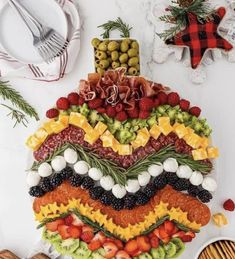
xmin=180 ymin=99 xmax=190 ymax=111
xmin=189 ymin=106 xmax=201 ymax=117
xmin=139 ymin=110 xmax=150 ymax=119
xmin=153 ymin=98 xmax=160 ymax=108
xmin=88 ymin=98 xmax=103 ymax=109
xmin=127 ymin=107 xmax=139 ymax=118
xmin=157 ymin=92 xmax=168 ymax=104
xmin=97 ymin=107 xmax=106 ymax=113
xmin=115 ymin=103 xmax=124 ymax=113
xmin=223 ymin=199 xmax=235 ymax=211
xmin=115 ymin=111 xmax=128 ymax=121
xmin=56 ymin=97 xmax=70 ymax=110
xmin=46 ymin=108 xmax=59 ymax=119
xmin=106 ymin=105 xmax=116 ymax=118
xmin=67 ymin=92 xmax=79 ymax=105
xmin=78 ymin=96 xmax=85 ymax=106
xmin=167 ymin=92 xmax=180 ymax=107
xmin=139 ymin=97 xmax=154 ymax=111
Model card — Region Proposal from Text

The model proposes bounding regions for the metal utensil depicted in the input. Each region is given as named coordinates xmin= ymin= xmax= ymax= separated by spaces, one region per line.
xmin=8 ymin=0 xmax=68 ymax=62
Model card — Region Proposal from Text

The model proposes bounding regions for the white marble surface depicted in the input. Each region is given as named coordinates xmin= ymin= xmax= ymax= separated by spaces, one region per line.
xmin=0 ymin=0 xmax=235 ymax=258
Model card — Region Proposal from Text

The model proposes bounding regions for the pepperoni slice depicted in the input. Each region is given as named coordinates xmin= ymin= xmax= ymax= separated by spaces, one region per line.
xmin=187 ymin=202 xmax=211 ymax=225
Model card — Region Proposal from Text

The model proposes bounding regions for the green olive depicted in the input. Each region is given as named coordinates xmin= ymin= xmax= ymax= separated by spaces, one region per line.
xmin=128 ymin=67 xmax=138 ymax=75
xmin=91 ymin=38 xmax=101 ymax=48
xmin=97 ymin=67 xmax=105 ymax=76
xmin=108 ymin=41 xmax=119 ymax=51
xmin=112 ymin=61 xmax=120 ymax=69
xmin=128 ymin=48 xmax=138 ymax=57
xmin=128 ymin=57 xmax=139 ymax=66
xmin=122 ymin=38 xmax=131 ymax=45
xmin=121 ymin=63 xmax=128 ymax=68
xmin=98 ymin=42 xmax=108 ymax=51
xmin=120 ymin=41 xmax=129 ymax=52
xmin=111 ymin=51 xmax=119 ymax=61
xmin=95 ymin=51 xmax=107 ymax=60
xmin=134 ymin=64 xmax=140 ymax=71
xmin=119 ymin=53 xmax=128 ymax=63
xmin=107 ymin=57 xmax=112 ymax=64
xmin=99 ymin=59 xmax=110 ymax=69
xmin=131 ymin=41 xmax=139 ymax=50
xmin=95 ymin=60 xmax=100 ymax=68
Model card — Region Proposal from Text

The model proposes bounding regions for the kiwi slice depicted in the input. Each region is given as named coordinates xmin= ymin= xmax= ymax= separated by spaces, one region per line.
xmin=171 ymin=238 xmax=185 ymax=258
xmin=54 ymin=238 xmax=80 ymax=255
xmin=150 ymin=246 xmax=165 ymax=259
xmin=42 ymin=230 xmax=61 ymax=244
xmin=90 ymin=248 xmax=106 ymax=259
xmin=163 ymin=242 xmax=177 ymax=258
xmin=138 ymin=253 xmax=153 ymax=259
xmin=73 ymin=241 xmax=92 ymax=259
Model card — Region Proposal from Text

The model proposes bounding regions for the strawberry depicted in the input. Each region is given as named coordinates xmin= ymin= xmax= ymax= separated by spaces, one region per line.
xmin=148 ymin=232 xmax=155 ymax=239
xmin=167 ymin=92 xmax=180 ymax=107
xmin=81 ymin=231 xmax=94 ymax=243
xmin=67 ymin=226 xmax=82 ymax=239
xmin=115 ymin=250 xmax=131 ymax=259
xmin=189 ymin=106 xmax=201 ymax=117
xmin=153 ymin=98 xmax=160 ymax=108
xmin=67 ymin=92 xmax=79 ymax=105
xmin=71 ymin=213 xmax=84 ymax=226
xmin=172 ymin=231 xmax=186 ymax=239
xmin=131 ymin=250 xmax=142 ymax=257
xmin=127 ymin=107 xmax=139 ymax=118
xmin=113 ymin=239 xmax=124 ymax=249
xmin=78 ymin=96 xmax=85 ymax=106
xmin=185 ymin=231 xmax=196 ymax=238
xmin=139 ymin=97 xmax=154 ymax=111
xmin=56 ymin=97 xmax=70 ymax=110
xmin=181 ymin=235 xmax=193 ymax=242
xmin=124 ymin=240 xmax=138 ymax=256
xmin=136 ymin=236 xmax=151 ymax=252
xmin=164 ymin=220 xmax=175 ymax=236
xmin=103 ymin=242 xmax=118 ymax=259
xmin=58 ymin=225 xmax=70 ymax=240
xmin=115 ymin=103 xmax=124 ymax=113
xmin=88 ymin=240 xmax=102 ymax=251
xmin=223 ymin=199 xmax=235 ymax=211
xmin=139 ymin=110 xmax=150 ymax=119
xmin=106 ymin=105 xmax=116 ymax=118
xmin=93 ymin=232 xmax=106 ymax=245
xmin=156 ymin=225 xmax=169 ymax=240
xmin=46 ymin=219 xmax=65 ymax=232
xmin=157 ymin=92 xmax=168 ymax=104
xmin=97 ymin=107 xmax=106 ymax=113
xmin=46 ymin=108 xmax=59 ymax=119
xmin=64 ymin=215 xmax=74 ymax=226
xmin=88 ymin=98 xmax=103 ymax=109
xmin=179 ymin=99 xmax=190 ymax=111
xmin=116 ymin=111 xmax=128 ymax=121
xmin=82 ymin=225 xmax=94 ymax=233
xmin=150 ymin=236 xmax=159 ymax=248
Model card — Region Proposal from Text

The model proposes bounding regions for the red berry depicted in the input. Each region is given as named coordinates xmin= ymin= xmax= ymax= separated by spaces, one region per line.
xmin=88 ymin=98 xmax=103 ymax=109
xmin=139 ymin=97 xmax=154 ymax=111
xmin=127 ymin=107 xmax=139 ymax=118
xmin=106 ymin=105 xmax=117 ymax=118
xmin=180 ymin=99 xmax=190 ymax=111
xmin=153 ymin=98 xmax=160 ymax=108
xmin=150 ymin=236 xmax=159 ymax=248
xmin=58 ymin=225 xmax=70 ymax=240
xmin=180 ymin=235 xmax=192 ymax=242
xmin=88 ymin=240 xmax=102 ymax=251
xmin=67 ymin=92 xmax=79 ymax=105
xmin=157 ymin=92 xmax=168 ymax=104
xmin=167 ymin=92 xmax=180 ymax=107
xmin=46 ymin=108 xmax=59 ymax=119
xmin=46 ymin=219 xmax=65 ymax=232
xmin=139 ymin=110 xmax=150 ymax=119
xmin=115 ymin=111 xmax=128 ymax=121
xmin=64 ymin=215 xmax=74 ymax=226
xmin=67 ymin=226 xmax=82 ymax=238
xmin=56 ymin=97 xmax=70 ymax=110
xmin=223 ymin=199 xmax=235 ymax=211
xmin=81 ymin=231 xmax=94 ymax=243
xmin=115 ymin=103 xmax=124 ymax=113
xmin=96 ymin=107 xmax=106 ymax=113
xmin=189 ymin=106 xmax=201 ymax=117
xmin=78 ymin=96 xmax=85 ymax=106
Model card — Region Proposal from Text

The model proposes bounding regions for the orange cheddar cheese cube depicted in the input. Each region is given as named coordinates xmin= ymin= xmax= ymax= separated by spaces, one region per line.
xmin=149 ymin=124 xmax=161 ymax=140
xmin=95 ymin=121 xmax=107 ymax=136
xmin=192 ymin=148 xmax=208 ymax=160
xmin=207 ymin=147 xmax=219 ymax=159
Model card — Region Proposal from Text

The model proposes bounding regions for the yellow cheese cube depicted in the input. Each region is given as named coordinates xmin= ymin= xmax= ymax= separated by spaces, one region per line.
xmin=174 ymin=124 xmax=188 ymax=139
xmin=59 ymin=115 xmax=69 ymax=126
xmin=34 ymin=128 xmax=48 ymax=142
xmin=138 ymin=127 xmax=150 ymax=137
xmin=43 ymin=121 xmax=54 ymax=134
xmin=173 ymin=122 xmax=181 ymax=130
xmin=82 ymin=121 xmax=94 ymax=134
xmin=200 ymin=137 xmax=210 ymax=148
xmin=118 ymin=144 xmax=132 ymax=155
xmin=159 ymin=124 xmax=173 ymax=136
xmin=84 ymin=130 xmax=100 ymax=144
xmin=69 ymin=112 xmax=87 ymax=128
xmin=100 ymin=130 xmax=114 ymax=148
xmin=26 ymin=135 xmax=41 ymax=151
xmin=95 ymin=121 xmax=108 ymax=136
xmin=207 ymin=147 xmax=219 ymax=159
xmin=185 ymin=133 xmax=201 ymax=149
xmin=112 ymin=138 xmax=120 ymax=153
xmin=50 ymin=121 xmax=67 ymax=134
xmin=212 ymin=213 xmax=228 ymax=227
xmin=149 ymin=124 xmax=161 ymax=140
xmin=186 ymin=127 xmax=194 ymax=135
xmin=158 ymin=117 xmax=170 ymax=126
xmin=192 ymin=148 xmax=208 ymax=161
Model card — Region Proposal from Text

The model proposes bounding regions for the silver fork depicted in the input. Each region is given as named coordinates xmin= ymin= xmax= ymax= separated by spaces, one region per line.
xmin=8 ymin=0 xmax=68 ymax=62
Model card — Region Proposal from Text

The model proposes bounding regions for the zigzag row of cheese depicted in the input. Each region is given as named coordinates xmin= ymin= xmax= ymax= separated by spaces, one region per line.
xmin=26 ymin=113 xmax=218 ymax=160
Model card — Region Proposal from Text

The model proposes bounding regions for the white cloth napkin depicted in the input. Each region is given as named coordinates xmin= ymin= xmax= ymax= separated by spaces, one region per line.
xmin=0 ymin=0 xmax=81 ymax=81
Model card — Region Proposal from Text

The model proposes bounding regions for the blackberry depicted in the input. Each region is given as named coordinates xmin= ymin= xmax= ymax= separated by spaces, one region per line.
xmin=29 ymin=186 xmax=45 ymax=197
xmin=112 ymin=198 xmax=124 ymax=211
xmin=59 ymin=167 xmax=73 ymax=180
xmin=143 ymin=183 xmax=156 ymax=198
xmin=81 ymin=176 xmax=94 ymax=189
xmin=153 ymin=174 xmax=167 ymax=190
xmin=50 ymin=174 xmax=63 ymax=188
xmin=124 ymin=195 xmax=137 ymax=209
xmin=198 ymin=190 xmax=212 ymax=203
xmin=89 ymin=186 xmax=104 ymax=200
xmin=165 ymin=172 xmax=178 ymax=185
xmin=69 ymin=174 xmax=83 ymax=187
xmin=100 ymin=192 xmax=114 ymax=206
xmin=188 ymin=185 xmax=200 ymax=197
xmin=173 ymin=179 xmax=190 ymax=191
xmin=136 ymin=191 xmax=149 ymax=206
xmin=40 ymin=177 xmax=54 ymax=192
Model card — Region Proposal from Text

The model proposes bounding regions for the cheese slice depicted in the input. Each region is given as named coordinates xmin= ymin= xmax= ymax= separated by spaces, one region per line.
xmin=207 ymin=147 xmax=219 ymax=159
xmin=112 ymin=138 xmax=120 ymax=153
xmin=26 ymin=135 xmax=41 ymax=151
xmin=69 ymin=112 xmax=87 ymax=128
xmin=100 ymin=130 xmax=115 ymax=148
xmin=159 ymin=123 xmax=173 ymax=136
xmin=59 ymin=115 xmax=69 ymax=126
xmin=200 ymin=137 xmax=210 ymax=148
xmin=43 ymin=121 xmax=54 ymax=135
xmin=34 ymin=128 xmax=48 ymax=142
xmin=118 ymin=144 xmax=132 ymax=155
xmin=50 ymin=121 xmax=68 ymax=134
xmin=84 ymin=130 xmax=100 ymax=145
xmin=131 ymin=127 xmax=150 ymax=148
xmin=95 ymin=121 xmax=108 ymax=136
xmin=185 ymin=133 xmax=201 ymax=149
xmin=149 ymin=124 xmax=161 ymax=140
xmin=173 ymin=122 xmax=181 ymax=130
xmin=158 ymin=117 xmax=170 ymax=126
xmin=192 ymin=148 xmax=208 ymax=161
xmin=174 ymin=124 xmax=188 ymax=139
xmin=82 ymin=121 xmax=94 ymax=134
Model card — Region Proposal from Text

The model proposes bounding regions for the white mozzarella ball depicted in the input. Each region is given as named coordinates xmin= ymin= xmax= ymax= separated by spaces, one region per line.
xmin=202 ymin=177 xmax=217 ymax=192
xmin=189 ymin=171 xmax=203 ymax=186
xmin=148 ymin=163 xmax=163 ymax=177
xmin=88 ymin=168 xmax=103 ymax=181
xmin=38 ymin=162 xmax=53 ymax=177
xmin=112 ymin=184 xmax=127 ymax=199
xmin=138 ymin=171 xmax=151 ymax=186
xmin=125 ymin=179 xmax=140 ymax=193
xmin=100 ymin=176 xmax=115 ymax=191
xmin=51 ymin=156 xmax=66 ymax=172
xmin=176 ymin=165 xmax=193 ymax=179
xmin=74 ymin=161 xmax=89 ymax=175
xmin=64 ymin=148 xmax=78 ymax=164
xmin=26 ymin=171 xmax=41 ymax=187
xmin=163 ymin=158 xmax=178 ymax=172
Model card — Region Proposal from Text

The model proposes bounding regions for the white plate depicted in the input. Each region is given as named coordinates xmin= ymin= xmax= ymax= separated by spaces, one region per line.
xmin=0 ymin=0 xmax=68 ymax=64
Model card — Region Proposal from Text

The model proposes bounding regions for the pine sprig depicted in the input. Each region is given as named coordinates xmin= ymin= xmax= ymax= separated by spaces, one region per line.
xmin=98 ymin=17 xmax=132 ymax=39
xmin=0 ymin=81 xmax=39 ymax=121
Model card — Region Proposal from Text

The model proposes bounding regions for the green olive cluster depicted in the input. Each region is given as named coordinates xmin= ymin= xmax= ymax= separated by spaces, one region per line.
xmin=91 ymin=38 xmax=140 ymax=76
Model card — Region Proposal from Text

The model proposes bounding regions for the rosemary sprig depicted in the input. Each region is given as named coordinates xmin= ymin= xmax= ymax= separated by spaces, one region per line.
xmin=98 ymin=17 xmax=132 ymax=39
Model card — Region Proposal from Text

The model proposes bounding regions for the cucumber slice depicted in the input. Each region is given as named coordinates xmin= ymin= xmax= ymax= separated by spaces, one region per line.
xmin=150 ymin=246 xmax=165 ymax=259
xmin=171 ymin=238 xmax=185 ymax=258
xmin=54 ymin=238 xmax=80 ymax=255
xmin=163 ymin=242 xmax=177 ymax=258
xmin=73 ymin=241 xmax=92 ymax=259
